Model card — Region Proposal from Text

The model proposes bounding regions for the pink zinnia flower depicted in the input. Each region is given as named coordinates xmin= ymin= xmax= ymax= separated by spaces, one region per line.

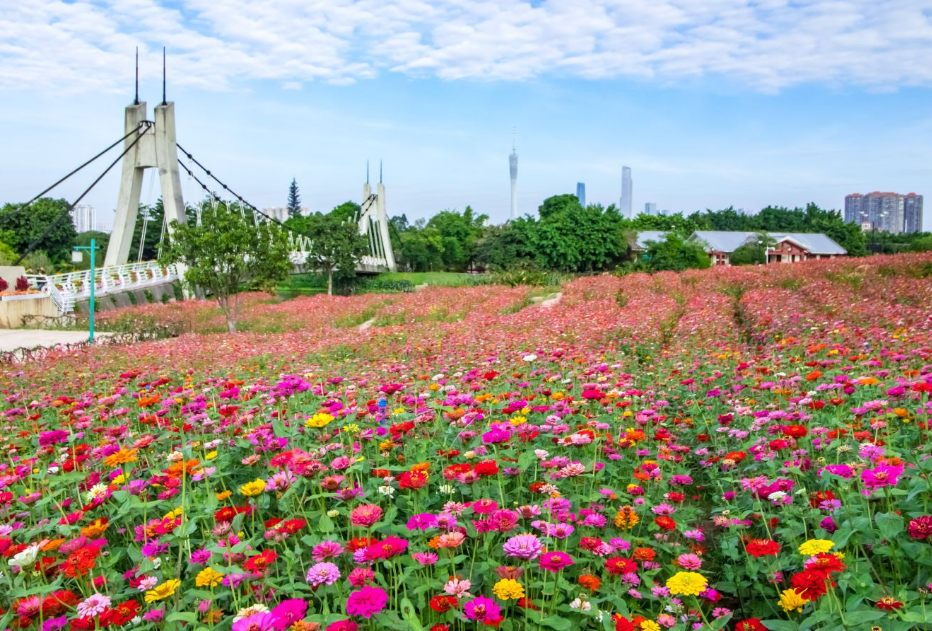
xmin=677 ymin=553 xmax=702 ymax=570
xmin=271 ymin=599 xmax=307 ymax=630
xmin=306 ymin=562 xmax=341 ymax=587
xmin=346 ymin=586 xmax=389 ymax=619
xmin=861 ymin=462 xmax=904 ymax=495
xmin=539 ymin=551 xmax=574 ymax=572
xmin=312 ymin=540 xmax=344 ymax=561
xmin=502 ymin=533 xmax=543 ymax=559
xmin=350 ymin=504 xmax=383 ymax=527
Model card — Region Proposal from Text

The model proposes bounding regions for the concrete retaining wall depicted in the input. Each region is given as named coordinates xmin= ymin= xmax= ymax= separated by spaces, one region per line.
xmin=0 ymin=296 xmax=63 ymax=328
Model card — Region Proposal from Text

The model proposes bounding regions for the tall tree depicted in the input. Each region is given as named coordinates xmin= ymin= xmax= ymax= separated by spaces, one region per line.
xmin=330 ymin=201 xmax=361 ymax=222
xmin=287 ymin=179 xmax=302 ymax=218
xmin=0 ymin=197 xmax=77 ymax=264
xmin=291 ymin=213 xmax=368 ymax=295
xmin=643 ymin=233 xmax=711 ymax=271
xmin=163 ymin=202 xmax=291 ymax=332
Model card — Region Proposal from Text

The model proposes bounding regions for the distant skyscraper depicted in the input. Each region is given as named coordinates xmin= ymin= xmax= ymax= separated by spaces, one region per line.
xmin=620 ymin=167 xmax=633 ymax=217
xmin=509 ymin=140 xmax=518 ymax=220
xmin=644 ymin=202 xmax=657 ymax=215
xmin=576 ymin=182 xmax=586 ymax=207
xmin=845 ymin=191 xmax=921 ymax=234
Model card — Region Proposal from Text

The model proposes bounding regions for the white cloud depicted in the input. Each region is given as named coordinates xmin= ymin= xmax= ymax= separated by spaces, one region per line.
xmin=1 ymin=0 xmax=931 ymax=93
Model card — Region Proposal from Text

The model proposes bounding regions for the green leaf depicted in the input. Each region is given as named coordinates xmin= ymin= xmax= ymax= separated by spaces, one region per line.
xmin=875 ymin=512 xmax=905 ymax=540
xmin=538 ymin=616 xmax=573 ymax=630
xmin=400 ymin=597 xmax=425 ymax=631
xmin=167 ymin=612 xmax=197 ymax=623
xmin=843 ymin=610 xmax=887 ymax=625
xmin=760 ymin=620 xmax=800 ymax=631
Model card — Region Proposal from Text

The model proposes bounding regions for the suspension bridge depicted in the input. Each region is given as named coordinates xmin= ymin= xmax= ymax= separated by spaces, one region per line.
xmin=13 ymin=75 xmax=396 ymax=315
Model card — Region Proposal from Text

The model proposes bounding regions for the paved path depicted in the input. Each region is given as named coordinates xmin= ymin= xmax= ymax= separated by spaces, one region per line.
xmin=0 ymin=330 xmax=111 ymax=352
xmin=539 ymin=292 xmax=563 ymax=308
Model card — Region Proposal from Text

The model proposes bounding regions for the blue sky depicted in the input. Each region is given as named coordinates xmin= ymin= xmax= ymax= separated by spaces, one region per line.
xmin=1 ymin=0 xmax=931 ymax=229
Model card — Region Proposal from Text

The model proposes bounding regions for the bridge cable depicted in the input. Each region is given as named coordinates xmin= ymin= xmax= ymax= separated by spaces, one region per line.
xmin=11 ymin=123 xmax=152 ymax=219
xmin=14 ymin=124 xmax=152 ymax=266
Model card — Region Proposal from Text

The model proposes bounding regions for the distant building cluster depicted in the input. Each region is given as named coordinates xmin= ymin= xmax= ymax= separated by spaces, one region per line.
xmin=644 ymin=202 xmax=657 ymax=215
xmin=620 ymin=166 xmax=633 ymax=217
xmin=632 ymin=231 xmax=847 ymax=266
xmin=844 ymin=192 xmax=923 ymax=234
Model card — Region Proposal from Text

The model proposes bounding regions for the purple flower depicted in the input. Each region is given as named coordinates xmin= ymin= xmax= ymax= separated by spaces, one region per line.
xmin=502 ymin=533 xmax=543 ymax=560
xmin=232 ymin=612 xmax=276 ymax=631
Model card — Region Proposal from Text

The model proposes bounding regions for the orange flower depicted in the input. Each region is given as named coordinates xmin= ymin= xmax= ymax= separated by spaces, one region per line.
xmin=81 ymin=517 xmax=110 ymax=538
xmin=103 ymin=449 xmax=138 ymax=468
xmin=579 ymin=574 xmax=601 ymax=592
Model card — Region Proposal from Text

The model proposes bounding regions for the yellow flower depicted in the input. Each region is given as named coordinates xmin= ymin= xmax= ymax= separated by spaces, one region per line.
xmin=196 ymin=567 xmax=224 ymax=588
xmin=216 ymin=490 xmax=232 ymax=501
xmin=305 ymin=413 xmax=334 ymax=429
xmin=778 ymin=588 xmax=809 ymax=612
xmin=112 ymin=473 xmax=127 ymax=485
xmin=145 ymin=579 xmax=181 ymax=603
xmin=342 ymin=424 xmax=361 ymax=435
xmin=239 ymin=479 xmax=267 ymax=496
xmin=665 ymin=572 xmax=708 ymax=596
xmin=205 ymin=451 xmax=218 ymax=460
xmin=798 ymin=539 xmax=834 ymax=556
xmin=163 ymin=507 xmax=183 ymax=520
xmin=492 ymin=579 xmax=525 ymax=601
xmin=640 ymin=622 xmax=662 ymax=631
xmin=510 ymin=416 xmax=527 ymax=427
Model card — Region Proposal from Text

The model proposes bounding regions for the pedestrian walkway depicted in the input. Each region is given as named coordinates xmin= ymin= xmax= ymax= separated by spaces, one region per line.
xmin=0 ymin=330 xmax=110 ymax=352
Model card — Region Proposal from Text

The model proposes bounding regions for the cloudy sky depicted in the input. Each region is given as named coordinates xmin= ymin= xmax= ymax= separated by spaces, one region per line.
xmin=2 ymin=0 xmax=931 ymax=228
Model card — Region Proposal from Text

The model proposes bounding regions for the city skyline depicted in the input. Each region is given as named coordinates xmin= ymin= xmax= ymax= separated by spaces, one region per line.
xmin=1 ymin=1 xmax=931 ymax=229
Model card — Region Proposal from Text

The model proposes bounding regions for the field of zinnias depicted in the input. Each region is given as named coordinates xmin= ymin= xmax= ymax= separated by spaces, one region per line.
xmin=3 ymin=255 xmax=932 ymax=631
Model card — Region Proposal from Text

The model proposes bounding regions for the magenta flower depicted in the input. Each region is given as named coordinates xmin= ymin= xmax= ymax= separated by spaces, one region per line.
xmin=539 ymin=551 xmax=574 ymax=572
xmin=270 ymin=599 xmax=307 ymax=631
xmin=232 ymin=612 xmax=276 ymax=631
xmin=412 ymin=552 xmax=439 ymax=565
xmin=860 ymin=462 xmax=904 ymax=494
xmin=312 ymin=540 xmax=345 ymax=561
xmin=462 ymin=596 xmax=501 ymax=622
xmin=350 ymin=504 xmax=382 ymax=527
xmin=346 ymin=586 xmax=389 ymax=619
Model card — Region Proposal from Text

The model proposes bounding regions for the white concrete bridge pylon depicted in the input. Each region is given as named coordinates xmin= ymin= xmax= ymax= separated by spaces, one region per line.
xmin=105 ymin=101 xmax=186 ymax=267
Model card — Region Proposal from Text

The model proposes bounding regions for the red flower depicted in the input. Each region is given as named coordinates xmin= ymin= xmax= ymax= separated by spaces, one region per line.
xmin=745 ymin=539 xmax=781 ymax=558
xmin=654 ymin=516 xmax=677 ymax=531
xmin=605 ymin=557 xmax=637 ymax=575
xmin=735 ymin=619 xmax=768 ymax=631
xmin=475 ymin=461 xmax=499 ymax=477
xmin=790 ymin=568 xmax=833 ymax=600
xmin=429 ymin=595 xmax=459 ymax=613
xmin=611 ymin=614 xmax=636 ymax=631
xmin=243 ymin=549 xmax=278 ymax=576
xmin=784 ymin=425 xmax=808 ymax=438
xmin=876 ymin=596 xmax=904 ymax=611
xmin=909 ymin=516 xmax=932 ymax=539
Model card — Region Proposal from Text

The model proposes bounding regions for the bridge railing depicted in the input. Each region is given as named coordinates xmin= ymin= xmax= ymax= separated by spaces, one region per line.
xmin=25 ymin=261 xmax=181 ymax=313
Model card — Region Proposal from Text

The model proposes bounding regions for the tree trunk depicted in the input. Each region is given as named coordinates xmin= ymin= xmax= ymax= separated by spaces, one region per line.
xmin=327 ymin=270 xmax=333 ymax=296
xmin=227 ymin=317 xmax=237 ymax=333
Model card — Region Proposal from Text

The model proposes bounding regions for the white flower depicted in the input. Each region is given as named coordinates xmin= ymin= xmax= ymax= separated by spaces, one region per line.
xmin=534 ymin=449 xmax=549 ymax=459
xmin=234 ymin=604 xmax=270 ymax=622
xmin=85 ymin=483 xmax=108 ymax=504
xmin=327 ymin=510 xmax=340 ymax=518
xmin=523 ymin=354 xmax=538 ymax=362
xmin=9 ymin=543 xmax=41 ymax=568
xmin=439 ymin=484 xmax=454 ymax=494
xmin=378 ymin=485 xmax=395 ymax=496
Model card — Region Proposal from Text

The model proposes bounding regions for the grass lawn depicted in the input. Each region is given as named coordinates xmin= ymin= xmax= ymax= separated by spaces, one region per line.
xmin=377 ymin=271 xmax=490 ymax=286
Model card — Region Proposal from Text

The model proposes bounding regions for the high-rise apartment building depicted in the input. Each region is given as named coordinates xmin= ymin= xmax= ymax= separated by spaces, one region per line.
xmin=509 ymin=142 xmax=518 ymax=220
xmin=845 ymin=192 xmax=922 ymax=234
xmin=904 ymin=193 xmax=924 ymax=233
xmin=576 ymin=182 xmax=586 ymax=207
xmin=73 ymin=205 xmax=96 ymax=233
xmin=644 ymin=202 xmax=657 ymax=215
xmin=620 ymin=167 xmax=632 ymax=217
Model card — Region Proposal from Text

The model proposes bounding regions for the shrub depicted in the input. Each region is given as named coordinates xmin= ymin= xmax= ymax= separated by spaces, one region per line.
xmin=15 ymin=276 xmax=29 ymax=291
xmin=0 ymin=278 xmax=7 ymax=292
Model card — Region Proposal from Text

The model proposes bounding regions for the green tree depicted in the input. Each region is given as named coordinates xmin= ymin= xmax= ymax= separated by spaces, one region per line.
xmin=474 ymin=221 xmax=535 ymax=270
xmin=910 ymin=235 xmax=932 ymax=252
xmin=643 ymin=233 xmax=711 ymax=272
xmin=0 ymin=229 xmax=18 ymax=265
xmin=163 ymin=202 xmax=291 ymax=332
xmin=426 ymin=207 xmax=488 ymax=271
xmin=288 ymin=179 xmax=302 ymax=218
xmin=330 ymin=201 xmax=361 ymax=222
xmin=399 ymin=225 xmax=445 ymax=272
xmin=729 ymin=232 xmax=775 ymax=266
xmin=0 ymin=197 xmax=77 ymax=263
xmin=529 ymin=197 xmax=628 ymax=271
xmin=292 ymin=213 xmax=369 ymax=295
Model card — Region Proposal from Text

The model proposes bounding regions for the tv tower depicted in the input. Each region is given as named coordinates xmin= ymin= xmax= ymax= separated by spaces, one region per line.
xmin=509 ymin=132 xmax=518 ymax=220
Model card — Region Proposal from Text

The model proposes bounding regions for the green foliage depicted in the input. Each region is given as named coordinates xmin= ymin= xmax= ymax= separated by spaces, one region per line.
xmin=289 ymin=212 xmax=369 ymax=295
xmin=426 ymin=207 xmax=487 ymax=271
xmin=398 ymin=225 xmax=445 ymax=272
xmin=20 ymin=250 xmax=55 ymax=274
xmin=330 ymin=201 xmax=361 ymax=222
xmin=730 ymin=233 xmax=774 ymax=266
xmin=0 ymin=197 xmax=77 ymax=263
xmin=71 ymin=231 xmax=109 ymax=270
xmin=529 ymin=201 xmax=628 ymax=271
xmin=643 ymin=233 xmax=711 ymax=271
xmin=0 ymin=230 xmax=18 ymax=265
xmin=909 ymin=235 xmax=932 ymax=252
xmin=162 ymin=202 xmax=291 ymax=332
xmin=287 ymin=179 xmax=301 ymax=218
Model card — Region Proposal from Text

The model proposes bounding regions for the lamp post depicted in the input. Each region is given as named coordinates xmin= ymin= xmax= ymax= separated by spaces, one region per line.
xmin=72 ymin=239 xmax=98 ymax=343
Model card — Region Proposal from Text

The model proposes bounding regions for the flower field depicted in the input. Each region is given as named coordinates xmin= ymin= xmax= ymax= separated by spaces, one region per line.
xmin=3 ymin=254 xmax=932 ymax=631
